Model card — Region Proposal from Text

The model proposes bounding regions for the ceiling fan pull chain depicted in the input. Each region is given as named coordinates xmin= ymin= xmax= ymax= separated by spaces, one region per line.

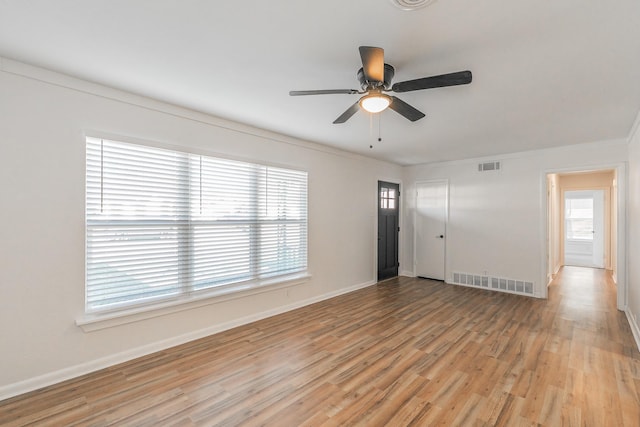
xmin=369 ymin=112 xmax=374 ymax=137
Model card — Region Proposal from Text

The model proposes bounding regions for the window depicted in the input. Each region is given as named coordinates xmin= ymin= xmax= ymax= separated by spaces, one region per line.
xmin=565 ymin=196 xmax=593 ymax=240
xmin=86 ymin=137 xmax=307 ymax=313
xmin=380 ymin=187 xmax=396 ymax=209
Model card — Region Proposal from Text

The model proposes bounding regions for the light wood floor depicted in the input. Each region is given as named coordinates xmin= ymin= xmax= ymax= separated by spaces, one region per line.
xmin=1 ymin=267 xmax=639 ymax=426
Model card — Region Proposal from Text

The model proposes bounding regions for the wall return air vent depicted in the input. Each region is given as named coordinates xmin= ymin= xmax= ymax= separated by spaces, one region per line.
xmin=452 ymin=272 xmax=534 ymax=296
xmin=478 ymin=161 xmax=501 ymax=172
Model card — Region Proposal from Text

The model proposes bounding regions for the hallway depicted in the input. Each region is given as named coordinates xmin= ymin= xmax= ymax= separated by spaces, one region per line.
xmin=545 ymin=266 xmax=639 ymax=425
xmin=551 ymin=266 xmax=627 ymax=345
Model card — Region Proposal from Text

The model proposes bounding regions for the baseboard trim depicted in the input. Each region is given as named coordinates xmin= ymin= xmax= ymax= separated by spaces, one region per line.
xmin=625 ymin=308 xmax=640 ymax=353
xmin=0 ymin=279 xmax=376 ymax=402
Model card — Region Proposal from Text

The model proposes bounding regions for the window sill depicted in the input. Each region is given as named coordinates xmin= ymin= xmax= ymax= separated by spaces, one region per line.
xmin=76 ymin=272 xmax=311 ymax=332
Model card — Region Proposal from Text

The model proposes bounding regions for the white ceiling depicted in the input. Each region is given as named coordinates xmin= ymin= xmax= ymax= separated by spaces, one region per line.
xmin=1 ymin=0 xmax=639 ymax=165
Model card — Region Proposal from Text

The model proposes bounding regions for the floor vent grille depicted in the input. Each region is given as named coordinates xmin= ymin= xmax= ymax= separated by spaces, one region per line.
xmin=452 ymin=272 xmax=534 ymax=296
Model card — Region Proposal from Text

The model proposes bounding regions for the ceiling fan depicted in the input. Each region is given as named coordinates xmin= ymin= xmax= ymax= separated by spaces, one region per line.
xmin=289 ymin=46 xmax=472 ymax=124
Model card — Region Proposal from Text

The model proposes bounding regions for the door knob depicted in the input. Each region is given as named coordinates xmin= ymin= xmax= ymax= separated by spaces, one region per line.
xmin=437 ymin=235 xmax=444 ymax=239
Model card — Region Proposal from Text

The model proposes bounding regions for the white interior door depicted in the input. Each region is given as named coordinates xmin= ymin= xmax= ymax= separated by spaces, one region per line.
xmin=564 ymin=190 xmax=605 ymax=268
xmin=415 ymin=180 xmax=447 ymax=280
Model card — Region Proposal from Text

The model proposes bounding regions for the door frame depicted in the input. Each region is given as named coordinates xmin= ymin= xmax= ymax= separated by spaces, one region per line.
xmin=374 ymin=178 xmax=403 ymax=282
xmin=413 ymin=179 xmax=449 ymax=280
xmin=540 ymin=163 xmax=627 ymax=310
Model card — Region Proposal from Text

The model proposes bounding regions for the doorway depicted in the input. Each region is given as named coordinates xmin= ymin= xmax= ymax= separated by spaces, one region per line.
xmin=377 ymin=181 xmax=399 ymax=281
xmin=415 ymin=180 xmax=447 ymax=281
xmin=564 ymin=190 xmax=605 ymax=268
xmin=545 ymin=166 xmax=626 ymax=311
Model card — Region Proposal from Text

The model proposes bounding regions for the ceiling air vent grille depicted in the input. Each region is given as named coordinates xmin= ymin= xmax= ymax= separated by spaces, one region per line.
xmin=478 ymin=161 xmax=501 ymax=172
xmin=389 ymin=0 xmax=437 ymax=11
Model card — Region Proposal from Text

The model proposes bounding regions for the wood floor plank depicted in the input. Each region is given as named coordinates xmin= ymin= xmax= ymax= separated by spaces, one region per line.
xmin=1 ymin=267 xmax=639 ymax=426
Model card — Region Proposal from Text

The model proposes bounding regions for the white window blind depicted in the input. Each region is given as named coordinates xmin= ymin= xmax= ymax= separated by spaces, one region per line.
xmin=86 ymin=137 xmax=307 ymax=312
xmin=565 ymin=196 xmax=594 ymax=241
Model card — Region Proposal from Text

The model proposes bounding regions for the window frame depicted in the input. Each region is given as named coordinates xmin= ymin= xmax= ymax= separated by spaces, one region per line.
xmin=80 ymin=135 xmax=310 ymax=330
xmin=380 ymin=186 xmax=397 ymax=210
xmin=564 ymin=195 xmax=595 ymax=241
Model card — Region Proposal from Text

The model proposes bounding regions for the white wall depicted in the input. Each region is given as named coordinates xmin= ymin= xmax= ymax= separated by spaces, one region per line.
xmin=403 ymin=141 xmax=628 ymax=298
xmin=0 ymin=58 xmax=403 ymax=398
xmin=2 ymin=53 xmax=637 ymax=398
xmin=627 ymin=113 xmax=640 ymax=346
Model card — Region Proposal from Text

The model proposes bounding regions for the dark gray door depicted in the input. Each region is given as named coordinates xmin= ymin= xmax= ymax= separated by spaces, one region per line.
xmin=378 ymin=181 xmax=399 ymax=281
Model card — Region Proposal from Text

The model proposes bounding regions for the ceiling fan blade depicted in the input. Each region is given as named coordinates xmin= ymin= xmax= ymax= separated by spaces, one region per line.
xmin=333 ymin=101 xmax=360 ymax=124
xmin=359 ymin=46 xmax=385 ymax=83
xmin=290 ymin=89 xmax=359 ymax=96
xmin=389 ymin=96 xmax=426 ymax=122
xmin=392 ymin=70 xmax=472 ymax=93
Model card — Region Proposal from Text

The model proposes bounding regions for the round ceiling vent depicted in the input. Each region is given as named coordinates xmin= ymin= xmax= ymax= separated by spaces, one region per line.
xmin=389 ymin=0 xmax=437 ymax=10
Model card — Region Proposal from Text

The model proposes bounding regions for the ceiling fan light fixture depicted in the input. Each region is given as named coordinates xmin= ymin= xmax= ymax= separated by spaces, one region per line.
xmin=360 ymin=94 xmax=391 ymax=113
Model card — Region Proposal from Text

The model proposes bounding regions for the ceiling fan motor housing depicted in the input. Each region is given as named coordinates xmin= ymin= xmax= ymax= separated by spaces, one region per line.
xmin=357 ymin=64 xmax=395 ymax=90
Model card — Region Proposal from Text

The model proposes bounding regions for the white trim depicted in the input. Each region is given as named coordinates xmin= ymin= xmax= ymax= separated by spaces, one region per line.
xmin=539 ymin=171 xmax=548 ymax=297
xmin=77 ymin=273 xmax=312 ymax=332
xmin=618 ymin=164 xmax=628 ymax=311
xmin=627 ymin=110 xmax=640 ymax=145
xmin=625 ymin=309 xmax=640 ymax=353
xmin=409 ymin=138 xmax=628 ymax=169
xmin=0 ymin=278 xmax=376 ymax=402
